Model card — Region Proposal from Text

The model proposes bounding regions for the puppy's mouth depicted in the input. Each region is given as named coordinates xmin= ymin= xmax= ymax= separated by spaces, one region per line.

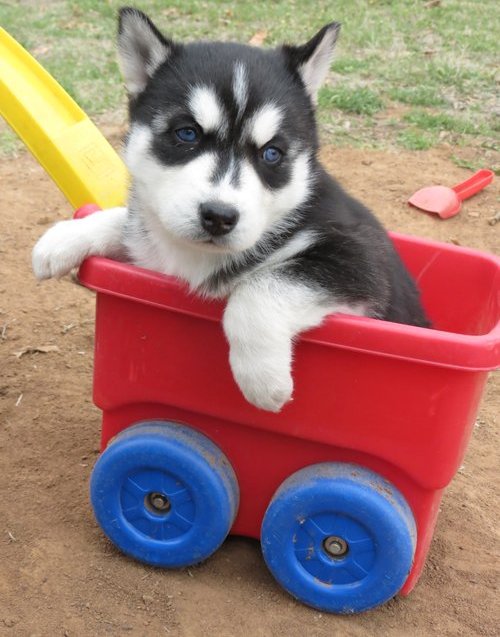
xmin=188 ymin=232 xmax=236 ymax=253
xmin=170 ymin=225 xmax=255 ymax=255
xmin=198 ymin=236 xmax=236 ymax=252
xmin=190 ymin=228 xmax=261 ymax=254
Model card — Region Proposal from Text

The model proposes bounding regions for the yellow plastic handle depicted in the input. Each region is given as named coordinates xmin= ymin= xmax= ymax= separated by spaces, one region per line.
xmin=0 ymin=27 xmax=128 ymax=209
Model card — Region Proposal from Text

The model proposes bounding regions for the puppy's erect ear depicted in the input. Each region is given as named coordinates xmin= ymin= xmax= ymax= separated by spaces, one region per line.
xmin=283 ymin=23 xmax=341 ymax=104
xmin=117 ymin=7 xmax=174 ymax=97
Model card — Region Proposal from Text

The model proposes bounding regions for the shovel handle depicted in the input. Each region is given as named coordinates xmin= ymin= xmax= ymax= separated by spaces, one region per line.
xmin=452 ymin=169 xmax=494 ymax=201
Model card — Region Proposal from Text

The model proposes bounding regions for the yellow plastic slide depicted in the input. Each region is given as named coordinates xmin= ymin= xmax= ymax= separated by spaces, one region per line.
xmin=0 ymin=27 xmax=128 ymax=209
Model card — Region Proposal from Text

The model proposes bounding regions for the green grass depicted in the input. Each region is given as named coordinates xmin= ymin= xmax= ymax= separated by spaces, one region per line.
xmin=388 ymin=87 xmax=446 ymax=108
xmin=397 ymin=129 xmax=438 ymax=151
xmin=319 ymin=86 xmax=384 ymax=116
xmin=451 ymin=155 xmax=483 ymax=172
xmin=1 ymin=0 xmax=499 ymax=159
xmin=403 ymin=110 xmax=485 ymax=135
xmin=0 ymin=128 xmax=23 ymax=155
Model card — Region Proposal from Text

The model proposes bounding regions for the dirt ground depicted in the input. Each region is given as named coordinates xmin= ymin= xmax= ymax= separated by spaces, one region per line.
xmin=0 ymin=133 xmax=498 ymax=636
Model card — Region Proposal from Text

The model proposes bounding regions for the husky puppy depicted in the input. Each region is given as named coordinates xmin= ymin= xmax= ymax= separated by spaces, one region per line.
xmin=32 ymin=7 xmax=429 ymax=412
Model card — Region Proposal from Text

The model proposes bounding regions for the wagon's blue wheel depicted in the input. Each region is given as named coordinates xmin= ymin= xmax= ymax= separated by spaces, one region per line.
xmin=261 ymin=463 xmax=416 ymax=614
xmin=90 ymin=421 xmax=239 ymax=567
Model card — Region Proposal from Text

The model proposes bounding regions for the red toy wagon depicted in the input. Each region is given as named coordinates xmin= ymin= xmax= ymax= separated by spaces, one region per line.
xmin=76 ymin=207 xmax=500 ymax=614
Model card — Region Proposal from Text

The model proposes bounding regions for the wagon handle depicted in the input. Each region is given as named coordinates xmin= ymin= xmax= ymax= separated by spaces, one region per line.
xmin=0 ymin=27 xmax=128 ymax=209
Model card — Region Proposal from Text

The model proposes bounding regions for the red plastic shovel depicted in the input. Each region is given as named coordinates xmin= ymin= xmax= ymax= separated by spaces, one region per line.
xmin=408 ymin=169 xmax=494 ymax=219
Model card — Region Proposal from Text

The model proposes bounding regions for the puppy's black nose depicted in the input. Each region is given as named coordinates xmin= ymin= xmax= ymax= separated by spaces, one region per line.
xmin=200 ymin=201 xmax=239 ymax=236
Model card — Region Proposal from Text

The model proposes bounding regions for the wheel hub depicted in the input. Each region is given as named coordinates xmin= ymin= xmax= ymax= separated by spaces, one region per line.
xmin=323 ymin=535 xmax=349 ymax=559
xmin=145 ymin=491 xmax=171 ymax=514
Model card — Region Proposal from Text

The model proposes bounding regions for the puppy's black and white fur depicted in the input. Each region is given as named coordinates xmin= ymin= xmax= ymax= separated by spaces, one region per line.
xmin=33 ymin=8 xmax=429 ymax=412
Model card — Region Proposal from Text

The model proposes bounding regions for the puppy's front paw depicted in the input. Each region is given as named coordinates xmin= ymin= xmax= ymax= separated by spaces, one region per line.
xmin=32 ymin=220 xmax=90 ymax=280
xmin=230 ymin=352 xmax=294 ymax=412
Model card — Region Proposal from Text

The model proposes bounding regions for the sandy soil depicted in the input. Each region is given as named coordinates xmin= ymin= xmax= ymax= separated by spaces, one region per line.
xmin=0 ymin=136 xmax=498 ymax=636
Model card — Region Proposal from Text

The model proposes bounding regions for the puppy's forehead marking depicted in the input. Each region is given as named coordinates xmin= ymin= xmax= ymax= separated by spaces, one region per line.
xmin=232 ymin=62 xmax=248 ymax=117
xmin=211 ymin=151 xmax=241 ymax=186
xmin=151 ymin=111 xmax=170 ymax=134
xmin=247 ymin=104 xmax=283 ymax=147
xmin=189 ymin=85 xmax=227 ymax=133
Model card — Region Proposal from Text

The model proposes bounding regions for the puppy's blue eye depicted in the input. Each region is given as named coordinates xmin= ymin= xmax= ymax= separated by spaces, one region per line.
xmin=175 ymin=127 xmax=198 ymax=143
xmin=262 ymin=146 xmax=282 ymax=164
